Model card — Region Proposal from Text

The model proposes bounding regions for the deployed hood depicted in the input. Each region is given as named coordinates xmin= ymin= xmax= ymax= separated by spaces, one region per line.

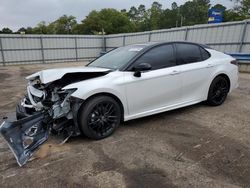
xmin=26 ymin=66 xmax=111 ymax=84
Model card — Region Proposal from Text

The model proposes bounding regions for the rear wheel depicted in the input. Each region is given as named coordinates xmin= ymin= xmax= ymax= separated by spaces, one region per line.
xmin=78 ymin=96 xmax=121 ymax=140
xmin=207 ymin=76 xmax=229 ymax=106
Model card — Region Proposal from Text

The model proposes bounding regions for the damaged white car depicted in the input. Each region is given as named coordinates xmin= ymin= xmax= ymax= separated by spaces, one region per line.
xmin=0 ymin=41 xmax=238 ymax=166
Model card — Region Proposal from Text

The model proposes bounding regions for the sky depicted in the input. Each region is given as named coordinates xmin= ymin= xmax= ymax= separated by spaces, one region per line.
xmin=0 ymin=0 xmax=234 ymax=31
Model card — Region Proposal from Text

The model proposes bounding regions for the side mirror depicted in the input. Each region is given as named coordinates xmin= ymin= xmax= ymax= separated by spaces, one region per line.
xmin=133 ymin=63 xmax=152 ymax=77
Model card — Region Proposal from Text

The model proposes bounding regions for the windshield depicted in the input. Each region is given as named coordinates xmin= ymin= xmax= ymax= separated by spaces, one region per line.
xmin=88 ymin=45 xmax=145 ymax=70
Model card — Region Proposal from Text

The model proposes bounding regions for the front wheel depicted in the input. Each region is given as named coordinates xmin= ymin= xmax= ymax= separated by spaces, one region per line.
xmin=207 ymin=76 xmax=229 ymax=106
xmin=78 ymin=96 xmax=121 ymax=140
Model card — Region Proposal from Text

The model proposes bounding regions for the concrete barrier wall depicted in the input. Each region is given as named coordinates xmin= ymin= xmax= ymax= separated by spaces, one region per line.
xmin=239 ymin=62 xmax=250 ymax=72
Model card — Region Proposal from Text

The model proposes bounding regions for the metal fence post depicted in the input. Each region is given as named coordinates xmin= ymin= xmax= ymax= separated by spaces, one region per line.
xmin=0 ymin=37 xmax=5 ymax=66
xmin=123 ymin=35 xmax=126 ymax=46
xmin=184 ymin=27 xmax=189 ymax=41
xmin=148 ymin=32 xmax=152 ymax=42
xmin=105 ymin=37 xmax=107 ymax=51
xmin=40 ymin=36 xmax=45 ymax=63
xmin=75 ymin=37 xmax=78 ymax=61
xmin=103 ymin=36 xmax=106 ymax=52
xmin=238 ymin=20 xmax=248 ymax=53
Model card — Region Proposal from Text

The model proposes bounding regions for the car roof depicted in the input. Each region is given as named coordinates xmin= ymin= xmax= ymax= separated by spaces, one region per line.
xmin=127 ymin=41 xmax=211 ymax=49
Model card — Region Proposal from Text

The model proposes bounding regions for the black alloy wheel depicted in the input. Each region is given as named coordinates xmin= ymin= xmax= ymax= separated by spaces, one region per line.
xmin=78 ymin=96 xmax=121 ymax=139
xmin=207 ymin=76 xmax=229 ymax=106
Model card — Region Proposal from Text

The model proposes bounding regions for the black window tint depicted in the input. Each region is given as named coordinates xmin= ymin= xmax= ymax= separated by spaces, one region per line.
xmin=200 ymin=47 xmax=210 ymax=60
xmin=176 ymin=43 xmax=202 ymax=65
xmin=132 ymin=44 xmax=176 ymax=70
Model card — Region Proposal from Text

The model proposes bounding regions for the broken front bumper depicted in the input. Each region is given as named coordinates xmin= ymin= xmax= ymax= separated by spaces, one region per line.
xmin=1 ymin=84 xmax=84 ymax=166
xmin=0 ymin=112 xmax=51 ymax=166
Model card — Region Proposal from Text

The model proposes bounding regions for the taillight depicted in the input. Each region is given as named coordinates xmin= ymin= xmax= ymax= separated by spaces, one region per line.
xmin=230 ymin=60 xmax=238 ymax=66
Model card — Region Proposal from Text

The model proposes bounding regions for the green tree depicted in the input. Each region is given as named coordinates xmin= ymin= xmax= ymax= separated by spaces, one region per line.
xmin=126 ymin=4 xmax=149 ymax=31
xmin=128 ymin=6 xmax=138 ymax=22
xmin=160 ymin=8 xmax=179 ymax=29
xmin=233 ymin=0 xmax=250 ymax=18
xmin=149 ymin=1 xmax=163 ymax=30
xmin=81 ymin=9 xmax=135 ymax=34
xmin=138 ymin=5 xmax=146 ymax=22
xmin=158 ymin=2 xmax=179 ymax=29
xmin=224 ymin=9 xmax=246 ymax=21
xmin=121 ymin=9 xmax=127 ymax=13
xmin=211 ymin=4 xmax=226 ymax=11
xmin=25 ymin=27 xmax=33 ymax=34
xmin=241 ymin=0 xmax=250 ymax=15
xmin=137 ymin=5 xmax=150 ymax=31
xmin=179 ymin=0 xmax=210 ymax=26
xmin=49 ymin=15 xmax=77 ymax=34
xmin=17 ymin=27 xmax=26 ymax=34
xmin=32 ymin=21 xmax=48 ymax=34
xmin=1 ymin=27 xmax=13 ymax=34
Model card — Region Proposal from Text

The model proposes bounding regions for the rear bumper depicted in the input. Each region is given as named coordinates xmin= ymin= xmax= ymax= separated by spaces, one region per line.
xmin=229 ymin=66 xmax=239 ymax=92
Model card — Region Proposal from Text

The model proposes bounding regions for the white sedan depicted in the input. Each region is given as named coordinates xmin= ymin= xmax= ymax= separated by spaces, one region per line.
xmin=0 ymin=41 xmax=238 ymax=166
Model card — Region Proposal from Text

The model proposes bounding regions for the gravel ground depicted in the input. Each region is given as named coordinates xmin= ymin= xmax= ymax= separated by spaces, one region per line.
xmin=0 ymin=62 xmax=249 ymax=188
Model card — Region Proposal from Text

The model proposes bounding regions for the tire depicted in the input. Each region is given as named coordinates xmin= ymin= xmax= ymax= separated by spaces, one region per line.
xmin=207 ymin=76 xmax=229 ymax=106
xmin=78 ymin=96 xmax=121 ymax=140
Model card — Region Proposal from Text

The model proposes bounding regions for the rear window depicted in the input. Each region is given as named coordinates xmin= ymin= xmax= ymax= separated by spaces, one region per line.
xmin=176 ymin=43 xmax=202 ymax=65
xmin=200 ymin=47 xmax=210 ymax=60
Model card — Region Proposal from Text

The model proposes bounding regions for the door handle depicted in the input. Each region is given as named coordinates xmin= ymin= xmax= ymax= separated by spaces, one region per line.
xmin=170 ymin=70 xmax=180 ymax=75
xmin=206 ymin=63 xmax=214 ymax=68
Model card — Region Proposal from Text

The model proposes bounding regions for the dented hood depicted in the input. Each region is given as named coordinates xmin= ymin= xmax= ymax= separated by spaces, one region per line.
xmin=26 ymin=66 xmax=111 ymax=84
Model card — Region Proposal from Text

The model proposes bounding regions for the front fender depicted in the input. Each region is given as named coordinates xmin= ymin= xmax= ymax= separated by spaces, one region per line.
xmin=62 ymin=76 xmax=128 ymax=118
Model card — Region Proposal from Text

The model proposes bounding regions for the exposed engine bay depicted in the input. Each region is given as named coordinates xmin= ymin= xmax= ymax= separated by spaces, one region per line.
xmin=0 ymin=69 xmax=110 ymax=166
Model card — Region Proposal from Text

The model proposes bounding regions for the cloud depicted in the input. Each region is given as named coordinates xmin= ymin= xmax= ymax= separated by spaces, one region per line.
xmin=0 ymin=0 xmax=234 ymax=31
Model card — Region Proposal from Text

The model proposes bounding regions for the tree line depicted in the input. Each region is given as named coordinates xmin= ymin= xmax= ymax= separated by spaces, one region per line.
xmin=0 ymin=0 xmax=249 ymax=35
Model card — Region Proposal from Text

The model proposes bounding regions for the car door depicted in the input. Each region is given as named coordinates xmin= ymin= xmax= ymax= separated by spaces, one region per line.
xmin=175 ymin=43 xmax=214 ymax=102
xmin=123 ymin=44 xmax=183 ymax=118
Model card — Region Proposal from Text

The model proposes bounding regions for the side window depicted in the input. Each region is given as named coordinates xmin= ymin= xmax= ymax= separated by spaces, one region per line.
xmin=200 ymin=47 xmax=210 ymax=61
xmin=176 ymin=43 xmax=202 ymax=65
xmin=131 ymin=44 xmax=176 ymax=70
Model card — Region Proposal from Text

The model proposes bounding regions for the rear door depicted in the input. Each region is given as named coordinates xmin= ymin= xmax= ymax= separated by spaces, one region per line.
xmin=124 ymin=44 xmax=183 ymax=117
xmin=175 ymin=43 xmax=213 ymax=102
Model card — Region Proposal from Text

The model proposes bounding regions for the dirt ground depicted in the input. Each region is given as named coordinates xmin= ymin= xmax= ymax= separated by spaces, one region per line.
xmin=0 ymin=62 xmax=249 ymax=188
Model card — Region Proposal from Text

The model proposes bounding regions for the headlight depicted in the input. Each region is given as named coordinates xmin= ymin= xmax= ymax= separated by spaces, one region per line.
xmin=58 ymin=88 xmax=77 ymax=94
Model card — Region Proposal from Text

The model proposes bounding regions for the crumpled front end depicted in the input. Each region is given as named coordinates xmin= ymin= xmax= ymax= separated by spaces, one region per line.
xmin=0 ymin=68 xmax=110 ymax=166
xmin=17 ymin=76 xmax=83 ymax=134
xmin=0 ymin=75 xmax=85 ymax=166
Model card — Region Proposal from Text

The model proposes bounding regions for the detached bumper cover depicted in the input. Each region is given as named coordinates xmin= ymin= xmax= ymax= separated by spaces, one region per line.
xmin=0 ymin=112 xmax=51 ymax=166
xmin=16 ymin=101 xmax=30 ymax=119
